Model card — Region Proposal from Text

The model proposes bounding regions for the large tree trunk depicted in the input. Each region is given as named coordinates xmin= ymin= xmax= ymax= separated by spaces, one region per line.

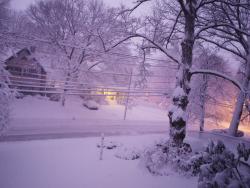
xmin=168 ymin=1 xmax=196 ymax=145
xmin=229 ymin=37 xmax=250 ymax=136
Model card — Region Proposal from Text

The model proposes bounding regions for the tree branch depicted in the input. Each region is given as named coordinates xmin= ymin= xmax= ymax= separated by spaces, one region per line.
xmin=191 ymin=69 xmax=244 ymax=91
xmin=98 ymin=33 xmax=179 ymax=64
xmin=119 ymin=0 xmax=151 ymax=15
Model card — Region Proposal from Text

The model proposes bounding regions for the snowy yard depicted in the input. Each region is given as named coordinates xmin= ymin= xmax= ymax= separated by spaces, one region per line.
xmin=2 ymin=96 xmax=171 ymax=139
xmin=10 ymin=96 xmax=168 ymax=121
xmin=1 ymin=133 xmax=249 ymax=188
xmin=5 ymin=96 xmax=249 ymax=139
xmin=0 ymin=134 xmax=197 ymax=188
xmin=1 ymin=0 xmax=250 ymax=187
xmin=1 ymin=90 xmax=250 ymax=188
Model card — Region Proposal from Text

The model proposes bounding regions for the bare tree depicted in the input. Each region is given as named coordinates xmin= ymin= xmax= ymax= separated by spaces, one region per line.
xmin=100 ymin=0 xmax=249 ymax=145
xmin=0 ymin=0 xmax=10 ymax=53
xmin=0 ymin=0 xmax=9 ymax=28
xmin=28 ymin=0 xmax=132 ymax=106
xmin=195 ymin=0 xmax=250 ymax=136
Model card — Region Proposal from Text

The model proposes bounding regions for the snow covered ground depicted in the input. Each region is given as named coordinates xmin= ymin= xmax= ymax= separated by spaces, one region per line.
xmin=3 ymin=95 xmax=170 ymax=140
xmin=6 ymin=95 xmax=249 ymax=140
xmin=1 ymin=96 xmax=250 ymax=188
xmin=1 ymin=133 xmax=249 ymax=188
xmin=0 ymin=134 xmax=197 ymax=188
xmin=10 ymin=95 xmax=168 ymax=121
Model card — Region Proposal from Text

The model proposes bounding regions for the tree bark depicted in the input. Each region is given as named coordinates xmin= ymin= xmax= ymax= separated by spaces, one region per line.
xmin=199 ymin=74 xmax=208 ymax=132
xmin=229 ymin=37 xmax=250 ymax=136
xmin=168 ymin=1 xmax=196 ymax=145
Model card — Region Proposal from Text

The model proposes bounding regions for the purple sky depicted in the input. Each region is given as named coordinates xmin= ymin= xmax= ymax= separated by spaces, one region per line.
xmin=10 ymin=0 xmax=152 ymax=18
xmin=10 ymin=0 xmax=151 ymax=15
xmin=11 ymin=0 xmax=127 ymax=10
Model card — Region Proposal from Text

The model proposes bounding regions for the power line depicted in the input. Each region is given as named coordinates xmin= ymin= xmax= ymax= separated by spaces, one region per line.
xmin=7 ymin=69 xmax=175 ymax=81
xmin=8 ymin=83 xmax=169 ymax=94
xmin=10 ymin=89 xmax=167 ymax=97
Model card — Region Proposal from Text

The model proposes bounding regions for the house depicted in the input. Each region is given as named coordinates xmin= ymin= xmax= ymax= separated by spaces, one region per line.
xmin=5 ymin=47 xmax=47 ymax=94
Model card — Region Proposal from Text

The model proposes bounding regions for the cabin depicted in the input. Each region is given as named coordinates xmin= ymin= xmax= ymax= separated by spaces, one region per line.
xmin=5 ymin=47 xmax=47 ymax=94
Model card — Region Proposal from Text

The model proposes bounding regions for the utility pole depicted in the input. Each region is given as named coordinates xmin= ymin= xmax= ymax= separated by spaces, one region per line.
xmin=123 ymin=70 xmax=133 ymax=120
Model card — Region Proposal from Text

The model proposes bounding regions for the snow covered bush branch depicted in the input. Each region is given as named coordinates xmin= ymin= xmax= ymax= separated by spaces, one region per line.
xmin=198 ymin=141 xmax=250 ymax=188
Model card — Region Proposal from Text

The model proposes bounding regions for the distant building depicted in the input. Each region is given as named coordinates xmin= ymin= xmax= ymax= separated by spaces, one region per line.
xmin=5 ymin=47 xmax=47 ymax=94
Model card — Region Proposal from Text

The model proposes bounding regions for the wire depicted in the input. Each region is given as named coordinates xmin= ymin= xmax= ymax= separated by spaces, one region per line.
xmin=9 ymin=83 xmax=169 ymax=94
xmin=10 ymin=89 xmax=168 ymax=97
xmin=7 ymin=74 xmax=175 ymax=86
xmin=6 ymin=67 xmax=175 ymax=78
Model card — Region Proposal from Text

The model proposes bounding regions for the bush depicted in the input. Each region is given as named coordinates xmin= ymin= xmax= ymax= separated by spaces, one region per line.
xmin=141 ymin=138 xmax=250 ymax=187
xmin=97 ymin=141 xmax=122 ymax=150
xmin=141 ymin=140 xmax=192 ymax=175
xmin=197 ymin=141 xmax=250 ymax=188
xmin=49 ymin=94 xmax=61 ymax=102
xmin=115 ymin=147 xmax=141 ymax=160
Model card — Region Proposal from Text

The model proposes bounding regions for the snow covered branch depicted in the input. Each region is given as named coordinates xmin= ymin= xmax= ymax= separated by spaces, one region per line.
xmin=191 ymin=69 xmax=244 ymax=91
xmin=99 ymin=33 xmax=180 ymax=64
xmin=119 ymin=0 xmax=151 ymax=15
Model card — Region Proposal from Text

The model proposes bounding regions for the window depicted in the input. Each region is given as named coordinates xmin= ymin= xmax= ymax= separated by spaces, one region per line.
xmin=21 ymin=56 xmax=27 ymax=61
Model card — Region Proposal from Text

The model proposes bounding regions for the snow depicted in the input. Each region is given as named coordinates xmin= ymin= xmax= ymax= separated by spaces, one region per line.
xmin=0 ymin=132 xmax=249 ymax=188
xmin=172 ymin=86 xmax=186 ymax=99
xmin=172 ymin=107 xmax=186 ymax=122
xmin=190 ymin=68 xmax=243 ymax=91
xmin=83 ymin=100 xmax=99 ymax=110
xmin=10 ymin=95 xmax=168 ymax=121
xmin=3 ymin=95 xmax=249 ymax=139
xmin=0 ymin=134 xmax=198 ymax=188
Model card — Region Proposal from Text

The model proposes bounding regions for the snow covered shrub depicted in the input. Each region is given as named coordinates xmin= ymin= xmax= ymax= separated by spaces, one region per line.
xmin=141 ymin=139 xmax=192 ymax=175
xmin=15 ymin=92 xmax=24 ymax=99
xmin=115 ymin=147 xmax=140 ymax=160
xmin=49 ymin=94 xmax=61 ymax=102
xmin=237 ymin=143 xmax=250 ymax=162
xmin=97 ymin=141 xmax=122 ymax=150
xmin=198 ymin=141 xmax=250 ymax=188
xmin=142 ymin=143 xmax=169 ymax=175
